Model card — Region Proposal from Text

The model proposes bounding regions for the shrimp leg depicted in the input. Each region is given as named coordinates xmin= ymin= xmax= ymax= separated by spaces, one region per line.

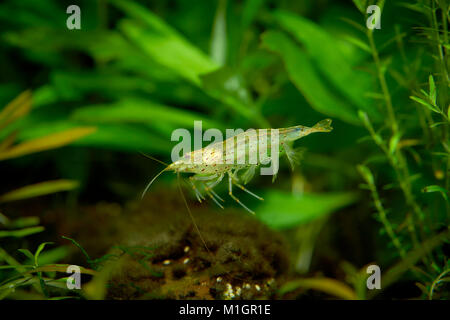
xmin=204 ymin=187 xmax=224 ymax=209
xmin=206 ymin=174 xmax=224 ymax=191
xmin=192 ymin=174 xmax=225 ymax=207
xmin=189 ymin=176 xmax=205 ymax=202
xmin=232 ymin=179 xmax=264 ymax=201
xmin=228 ymin=172 xmax=255 ymax=214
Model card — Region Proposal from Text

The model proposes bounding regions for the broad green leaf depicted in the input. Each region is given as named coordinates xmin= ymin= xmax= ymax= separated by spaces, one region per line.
xmin=200 ymin=67 xmax=252 ymax=112
xmin=17 ymin=121 xmax=172 ymax=154
xmin=112 ymin=0 xmax=218 ymax=85
xmin=262 ymin=31 xmax=359 ymax=123
xmin=272 ymin=10 xmax=377 ymax=119
xmin=0 ymin=127 xmax=96 ymax=161
xmin=72 ymin=98 xmax=224 ymax=130
xmin=0 ymin=180 xmax=79 ymax=203
xmin=256 ymin=191 xmax=358 ymax=229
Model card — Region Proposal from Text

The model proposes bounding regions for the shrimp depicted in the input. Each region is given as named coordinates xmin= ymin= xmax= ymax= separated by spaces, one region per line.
xmin=142 ymin=119 xmax=333 ymax=214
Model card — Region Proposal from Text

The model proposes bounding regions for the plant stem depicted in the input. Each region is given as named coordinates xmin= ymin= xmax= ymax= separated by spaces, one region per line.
xmin=366 ymin=28 xmax=427 ymax=246
xmin=366 ymin=179 xmax=406 ymax=258
xmin=367 ymin=30 xmax=398 ymax=134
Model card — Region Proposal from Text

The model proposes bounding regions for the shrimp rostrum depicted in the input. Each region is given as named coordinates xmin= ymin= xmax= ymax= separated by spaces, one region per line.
xmin=142 ymin=119 xmax=333 ymax=214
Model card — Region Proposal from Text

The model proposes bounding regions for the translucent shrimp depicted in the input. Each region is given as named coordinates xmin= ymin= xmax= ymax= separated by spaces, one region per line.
xmin=142 ymin=119 xmax=333 ymax=214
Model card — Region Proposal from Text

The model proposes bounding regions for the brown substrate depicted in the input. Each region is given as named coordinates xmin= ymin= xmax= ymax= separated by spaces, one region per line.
xmin=48 ymin=189 xmax=290 ymax=299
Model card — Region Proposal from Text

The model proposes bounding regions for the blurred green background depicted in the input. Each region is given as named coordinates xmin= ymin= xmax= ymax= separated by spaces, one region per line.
xmin=0 ymin=0 xmax=449 ymax=300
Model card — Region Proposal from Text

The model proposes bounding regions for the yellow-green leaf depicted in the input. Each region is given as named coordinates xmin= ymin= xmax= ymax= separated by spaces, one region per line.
xmin=0 ymin=90 xmax=32 ymax=130
xmin=0 ymin=180 xmax=80 ymax=203
xmin=0 ymin=127 xmax=96 ymax=161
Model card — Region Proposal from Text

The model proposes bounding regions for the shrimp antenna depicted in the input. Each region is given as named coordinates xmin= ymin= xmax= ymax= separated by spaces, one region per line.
xmin=177 ymin=172 xmax=211 ymax=254
xmin=139 ymin=151 xmax=169 ymax=166
xmin=141 ymin=166 xmax=169 ymax=199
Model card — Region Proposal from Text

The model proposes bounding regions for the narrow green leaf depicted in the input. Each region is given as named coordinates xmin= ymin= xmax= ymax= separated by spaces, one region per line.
xmin=357 ymin=164 xmax=374 ymax=185
xmin=352 ymin=0 xmax=367 ymax=13
xmin=342 ymin=35 xmax=372 ymax=53
xmin=0 ymin=226 xmax=44 ymax=238
xmin=0 ymin=127 xmax=96 ymax=161
xmin=210 ymin=0 xmax=227 ymax=66
xmin=34 ymin=242 xmax=53 ymax=266
xmin=389 ymin=133 xmax=401 ymax=155
xmin=410 ymin=96 xmax=440 ymax=113
xmin=18 ymin=249 xmax=35 ymax=261
xmin=0 ymin=180 xmax=79 ymax=203
xmin=428 ymin=75 xmax=436 ymax=105
xmin=279 ymin=277 xmax=357 ymax=299
xmin=5 ymin=216 xmax=40 ymax=229
xmin=422 ymin=185 xmax=448 ymax=201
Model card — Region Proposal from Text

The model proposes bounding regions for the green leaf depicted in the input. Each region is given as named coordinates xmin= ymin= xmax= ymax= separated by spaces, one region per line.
xmin=422 ymin=185 xmax=448 ymax=201
xmin=352 ymin=0 xmax=367 ymax=13
xmin=242 ymin=0 xmax=266 ymax=29
xmin=256 ymin=191 xmax=358 ymax=229
xmin=410 ymin=96 xmax=440 ymax=114
xmin=279 ymin=277 xmax=357 ymax=299
xmin=111 ymin=0 xmax=218 ymax=85
xmin=72 ymin=98 xmax=224 ymax=130
xmin=0 ymin=226 xmax=44 ymax=238
xmin=5 ymin=216 xmax=40 ymax=229
xmin=18 ymin=249 xmax=35 ymax=261
xmin=262 ymin=31 xmax=359 ymax=123
xmin=0 ymin=180 xmax=79 ymax=203
xmin=272 ymin=10 xmax=378 ymax=119
xmin=0 ymin=90 xmax=32 ymax=131
xmin=389 ymin=133 xmax=401 ymax=155
xmin=34 ymin=242 xmax=53 ymax=266
xmin=429 ymin=75 xmax=436 ymax=105
xmin=16 ymin=121 xmax=173 ymax=154
xmin=200 ymin=67 xmax=251 ymax=111
xmin=210 ymin=0 xmax=227 ymax=66
xmin=357 ymin=164 xmax=375 ymax=185
xmin=33 ymin=247 xmax=69 ymax=266
xmin=342 ymin=34 xmax=372 ymax=53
